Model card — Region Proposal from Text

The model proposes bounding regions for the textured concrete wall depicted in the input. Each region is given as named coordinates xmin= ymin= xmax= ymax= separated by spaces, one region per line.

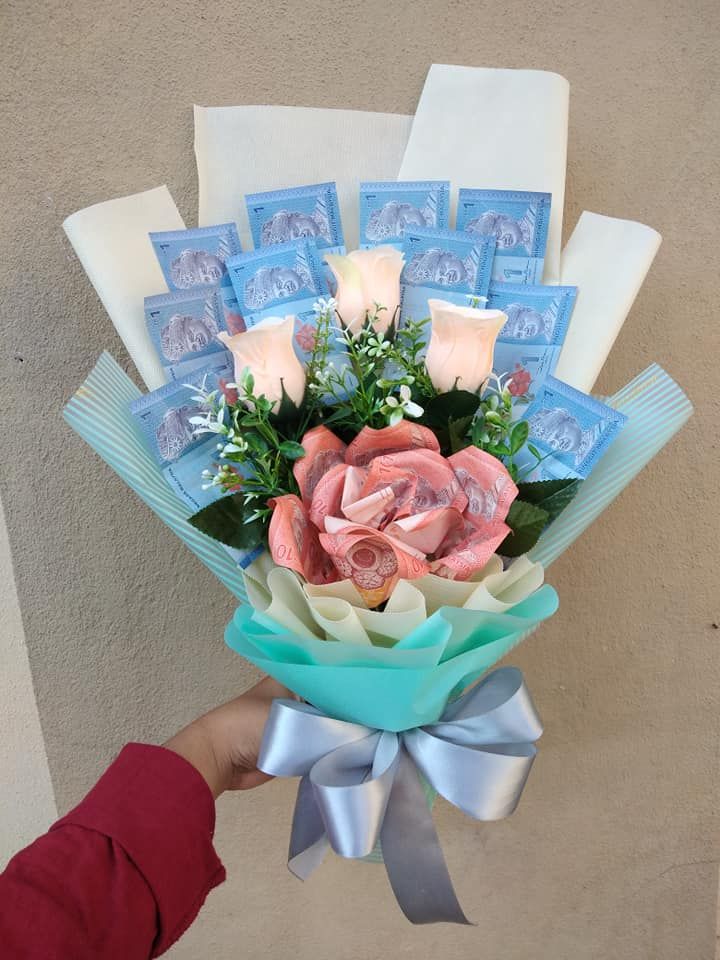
xmin=1 ymin=1 xmax=718 ymax=957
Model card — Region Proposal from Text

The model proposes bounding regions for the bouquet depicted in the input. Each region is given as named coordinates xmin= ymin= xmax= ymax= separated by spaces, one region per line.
xmin=62 ymin=65 xmax=692 ymax=925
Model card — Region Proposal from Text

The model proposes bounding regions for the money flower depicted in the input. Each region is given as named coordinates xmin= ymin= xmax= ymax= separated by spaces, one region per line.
xmin=268 ymin=421 xmax=518 ymax=607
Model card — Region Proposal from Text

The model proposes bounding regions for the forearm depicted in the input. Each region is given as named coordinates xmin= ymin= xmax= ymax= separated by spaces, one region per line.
xmin=0 ymin=744 xmax=225 ymax=959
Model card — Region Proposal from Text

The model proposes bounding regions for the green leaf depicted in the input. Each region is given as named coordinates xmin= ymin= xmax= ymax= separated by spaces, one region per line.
xmin=448 ymin=415 xmax=473 ymax=453
xmin=500 ymin=499 xmax=549 ymax=557
xmin=245 ymin=432 xmax=269 ymax=455
xmin=509 ymin=420 xmax=529 ymax=455
xmin=527 ymin=443 xmax=542 ymax=460
xmin=485 ymin=443 xmax=511 ymax=457
xmin=516 ymin=478 xmax=582 ymax=522
xmin=422 ymin=390 xmax=481 ymax=428
xmin=278 ymin=440 xmax=306 ymax=461
xmin=188 ymin=493 xmax=265 ymax=550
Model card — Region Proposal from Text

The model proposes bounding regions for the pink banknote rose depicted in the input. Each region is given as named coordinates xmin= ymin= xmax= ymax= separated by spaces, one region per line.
xmin=268 ymin=422 xmax=517 ymax=606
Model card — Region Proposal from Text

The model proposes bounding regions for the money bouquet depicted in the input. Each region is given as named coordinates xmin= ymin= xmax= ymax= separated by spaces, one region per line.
xmin=62 ymin=65 xmax=692 ymax=925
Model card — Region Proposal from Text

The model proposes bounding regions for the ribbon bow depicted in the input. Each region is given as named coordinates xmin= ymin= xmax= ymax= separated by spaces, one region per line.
xmin=258 ymin=666 xmax=542 ymax=924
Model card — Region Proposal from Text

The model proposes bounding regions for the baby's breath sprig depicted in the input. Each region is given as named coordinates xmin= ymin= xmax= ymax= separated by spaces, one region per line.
xmin=189 ymin=369 xmax=303 ymax=510
xmin=468 ymin=373 xmax=546 ymax=481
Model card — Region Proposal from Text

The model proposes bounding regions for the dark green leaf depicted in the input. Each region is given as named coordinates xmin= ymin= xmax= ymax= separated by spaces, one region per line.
xmin=270 ymin=382 xmax=303 ymax=427
xmin=527 ymin=443 xmax=542 ymax=460
xmin=509 ymin=420 xmax=529 ymax=455
xmin=517 ymin=478 xmax=582 ymax=522
xmin=500 ymin=499 xmax=549 ymax=557
xmin=278 ymin=440 xmax=306 ymax=461
xmin=448 ymin=415 xmax=474 ymax=453
xmin=422 ymin=390 xmax=481 ymax=428
xmin=188 ymin=493 xmax=265 ymax=550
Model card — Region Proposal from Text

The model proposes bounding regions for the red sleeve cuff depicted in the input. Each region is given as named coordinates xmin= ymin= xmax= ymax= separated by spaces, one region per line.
xmin=53 ymin=743 xmax=226 ymax=956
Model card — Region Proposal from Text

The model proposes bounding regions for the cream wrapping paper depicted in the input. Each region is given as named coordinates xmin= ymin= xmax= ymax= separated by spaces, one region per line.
xmin=194 ymin=105 xmax=412 ymax=249
xmin=398 ymin=64 xmax=569 ymax=283
xmin=63 ymin=186 xmax=184 ymax=391
xmin=554 ymin=211 xmax=662 ymax=391
xmin=241 ymin=555 xmax=546 ymax=646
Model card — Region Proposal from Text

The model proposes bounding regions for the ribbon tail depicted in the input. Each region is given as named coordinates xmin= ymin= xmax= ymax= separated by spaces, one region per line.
xmin=380 ymin=750 xmax=472 ymax=925
xmin=287 ymin=776 xmax=330 ymax=880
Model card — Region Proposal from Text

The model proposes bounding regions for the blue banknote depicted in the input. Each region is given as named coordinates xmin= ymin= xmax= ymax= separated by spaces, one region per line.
xmin=217 ymin=284 xmax=246 ymax=334
xmin=488 ymin=282 xmax=578 ymax=397
xmin=226 ymin=239 xmax=327 ymax=327
xmin=399 ymin=227 xmax=495 ymax=328
xmin=162 ymin=436 xmax=225 ymax=512
xmin=144 ymin=289 xmax=227 ymax=368
xmin=399 ymin=286 xmax=477 ymax=331
xmin=359 ymin=181 xmax=450 ymax=249
xmin=515 ymin=375 xmax=627 ymax=480
xmin=129 ymin=353 xmax=233 ymax=469
xmin=164 ymin=351 xmax=232 ymax=382
xmin=162 ymin=436 xmax=264 ymax=569
xmin=246 ymin=182 xmax=345 ymax=255
xmin=456 ymin=189 xmax=552 ymax=284
xmin=401 ymin=227 xmax=495 ymax=296
xmin=150 ymin=223 xmax=242 ymax=292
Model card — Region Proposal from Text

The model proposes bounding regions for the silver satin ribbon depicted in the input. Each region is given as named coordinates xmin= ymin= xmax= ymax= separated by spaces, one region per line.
xmin=258 ymin=666 xmax=542 ymax=925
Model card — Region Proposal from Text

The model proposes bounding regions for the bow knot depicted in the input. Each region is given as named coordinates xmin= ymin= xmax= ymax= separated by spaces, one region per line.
xmin=258 ymin=666 xmax=541 ymax=924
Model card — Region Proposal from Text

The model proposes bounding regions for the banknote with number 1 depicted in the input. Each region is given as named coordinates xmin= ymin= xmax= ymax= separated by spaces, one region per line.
xmin=456 ymin=189 xmax=551 ymax=284
xmin=399 ymin=226 xmax=495 ymax=327
xmin=225 ymin=239 xmax=327 ymax=328
xmin=246 ymin=182 xmax=345 ymax=251
xmin=515 ymin=375 xmax=627 ymax=481
xmin=488 ymin=282 xmax=578 ymax=399
xmin=149 ymin=222 xmax=244 ymax=330
xmin=359 ymin=181 xmax=450 ymax=249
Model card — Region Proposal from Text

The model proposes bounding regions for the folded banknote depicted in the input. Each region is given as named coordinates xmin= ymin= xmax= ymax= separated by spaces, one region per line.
xmin=226 ymin=239 xmax=327 ymax=327
xmin=144 ymin=288 xmax=227 ymax=369
xmin=488 ymin=282 xmax=578 ymax=397
xmin=516 ymin=375 xmax=627 ymax=480
xmin=456 ymin=188 xmax=551 ymax=284
xmin=149 ymin=222 xmax=242 ymax=291
xmin=359 ymin=180 xmax=450 ymax=249
xmin=129 ymin=353 xmax=233 ymax=469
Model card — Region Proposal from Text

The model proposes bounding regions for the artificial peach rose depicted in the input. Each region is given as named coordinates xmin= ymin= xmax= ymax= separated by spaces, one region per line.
xmin=217 ymin=315 xmax=305 ymax=411
xmin=425 ymin=299 xmax=507 ymax=394
xmin=325 ymin=246 xmax=404 ymax=335
xmin=268 ymin=423 xmax=518 ymax=607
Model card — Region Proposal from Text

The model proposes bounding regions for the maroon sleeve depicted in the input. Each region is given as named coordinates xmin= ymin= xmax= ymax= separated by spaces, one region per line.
xmin=0 ymin=743 xmax=226 ymax=959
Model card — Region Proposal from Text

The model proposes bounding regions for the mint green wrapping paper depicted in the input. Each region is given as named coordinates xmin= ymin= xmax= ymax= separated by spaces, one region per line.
xmin=225 ymin=589 xmax=558 ymax=730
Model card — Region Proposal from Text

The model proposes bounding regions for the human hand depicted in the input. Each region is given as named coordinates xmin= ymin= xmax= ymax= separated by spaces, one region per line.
xmin=164 ymin=676 xmax=293 ymax=798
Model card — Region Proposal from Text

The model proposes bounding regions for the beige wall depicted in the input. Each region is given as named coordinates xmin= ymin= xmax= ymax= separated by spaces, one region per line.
xmin=0 ymin=500 xmax=57 ymax=866
xmin=1 ymin=1 xmax=719 ymax=957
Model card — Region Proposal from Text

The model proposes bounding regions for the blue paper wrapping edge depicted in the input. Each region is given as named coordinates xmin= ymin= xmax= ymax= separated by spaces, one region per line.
xmin=63 ymin=352 xmax=249 ymax=604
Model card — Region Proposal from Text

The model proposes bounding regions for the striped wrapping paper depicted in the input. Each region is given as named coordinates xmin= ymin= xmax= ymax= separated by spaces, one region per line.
xmin=530 ymin=363 xmax=692 ymax=566
xmin=63 ymin=352 xmax=249 ymax=604
xmin=64 ymin=354 xmax=691 ymax=597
